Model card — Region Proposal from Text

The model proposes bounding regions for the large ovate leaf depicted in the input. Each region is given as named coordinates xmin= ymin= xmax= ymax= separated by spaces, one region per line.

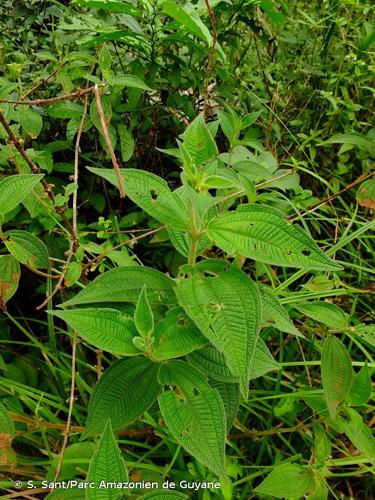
xmin=87 ymin=420 xmax=128 ymax=500
xmin=152 ymin=308 xmax=207 ymax=360
xmin=84 ymin=357 xmax=160 ymax=437
xmin=0 ymin=254 xmax=20 ymax=307
xmin=181 ymin=114 xmax=218 ymax=167
xmin=162 ymin=2 xmax=211 ymax=46
xmin=176 ymin=263 xmax=261 ymax=398
xmin=4 ymin=230 xmax=50 ymax=269
xmin=50 ymin=308 xmax=139 ymax=355
xmin=258 ymin=284 xmax=301 ymax=337
xmin=321 ymin=336 xmax=353 ymax=419
xmin=87 ymin=168 xmax=188 ymax=231
xmin=61 ymin=266 xmax=176 ymax=308
xmin=0 ymin=174 xmax=44 ymax=217
xmin=207 ymin=204 xmax=341 ymax=270
xmin=296 ymin=301 xmax=349 ymax=329
xmin=254 ymin=463 xmax=314 ymax=499
xmin=158 ymin=360 xmax=226 ymax=478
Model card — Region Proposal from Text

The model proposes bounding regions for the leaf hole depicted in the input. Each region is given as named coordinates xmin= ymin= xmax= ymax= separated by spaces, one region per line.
xmin=192 ymin=387 xmax=200 ymax=396
xmin=178 ymin=315 xmax=189 ymax=327
xmin=150 ymin=189 xmax=158 ymax=201
xmin=302 ymin=248 xmax=311 ymax=256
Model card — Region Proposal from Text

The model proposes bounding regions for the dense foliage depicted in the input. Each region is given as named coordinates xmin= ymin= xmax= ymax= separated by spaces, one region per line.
xmin=0 ymin=0 xmax=374 ymax=499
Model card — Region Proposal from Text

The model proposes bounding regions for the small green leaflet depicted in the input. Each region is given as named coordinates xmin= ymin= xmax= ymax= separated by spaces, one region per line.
xmin=158 ymin=360 xmax=226 ymax=478
xmin=349 ymin=363 xmax=371 ymax=406
xmin=181 ymin=114 xmax=218 ymax=167
xmin=84 ymin=357 xmax=160 ymax=437
xmin=50 ymin=308 xmax=140 ymax=355
xmin=4 ymin=230 xmax=50 ymax=269
xmin=0 ymin=174 xmax=44 ymax=217
xmin=87 ymin=168 xmax=189 ymax=231
xmin=162 ymin=2 xmax=212 ymax=46
xmin=152 ymin=308 xmax=207 ymax=360
xmin=321 ymin=336 xmax=353 ymax=419
xmin=210 ymin=379 xmax=240 ymax=431
xmin=112 ymin=74 xmax=153 ymax=91
xmin=340 ymin=408 xmax=375 ymax=464
xmin=135 ymin=286 xmax=154 ymax=339
xmin=72 ymin=0 xmax=142 ymax=17
xmin=254 ymin=463 xmax=314 ymax=499
xmin=296 ymin=301 xmax=349 ymax=329
xmin=176 ymin=263 xmax=261 ymax=398
xmin=87 ymin=420 xmax=128 ymax=500
xmin=117 ymin=123 xmax=134 ymax=162
xmin=0 ymin=255 xmax=20 ymax=307
xmin=258 ymin=284 xmax=301 ymax=337
xmin=207 ymin=204 xmax=341 ymax=270
xmin=61 ymin=266 xmax=176 ymax=307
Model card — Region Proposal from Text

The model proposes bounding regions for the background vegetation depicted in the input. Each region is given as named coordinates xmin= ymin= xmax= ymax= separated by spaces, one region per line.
xmin=0 ymin=0 xmax=374 ymax=498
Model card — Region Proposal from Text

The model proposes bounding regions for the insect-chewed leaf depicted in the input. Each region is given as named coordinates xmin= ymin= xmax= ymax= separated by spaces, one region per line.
xmin=210 ymin=379 xmax=240 ymax=431
xmin=0 ymin=174 xmax=44 ymax=217
xmin=207 ymin=204 xmax=341 ymax=270
xmin=258 ymin=284 xmax=301 ymax=337
xmin=176 ymin=264 xmax=261 ymax=398
xmin=158 ymin=360 xmax=226 ymax=478
xmin=356 ymin=178 xmax=375 ymax=209
xmin=349 ymin=363 xmax=371 ymax=406
xmin=87 ymin=167 xmax=189 ymax=231
xmin=84 ymin=357 xmax=160 ymax=438
xmin=254 ymin=463 xmax=314 ymax=499
xmin=296 ymin=301 xmax=349 ymax=329
xmin=152 ymin=308 xmax=207 ymax=360
xmin=321 ymin=336 xmax=353 ymax=419
xmin=340 ymin=408 xmax=375 ymax=464
xmin=181 ymin=114 xmax=218 ymax=166
xmin=60 ymin=266 xmax=176 ymax=308
xmin=0 ymin=254 xmax=20 ymax=307
xmin=4 ymin=230 xmax=50 ymax=269
xmin=50 ymin=308 xmax=139 ymax=355
xmin=87 ymin=420 xmax=128 ymax=499
xmin=141 ymin=492 xmax=188 ymax=500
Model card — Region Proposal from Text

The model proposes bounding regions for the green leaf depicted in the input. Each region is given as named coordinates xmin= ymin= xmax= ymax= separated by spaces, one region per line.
xmin=0 ymin=174 xmax=44 ymax=217
xmin=340 ymin=408 xmax=375 ymax=464
xmin=45 ymin=490 xmax=85 ymax=500
xmin=17 ymin=108 xmax=43 ymax=138
xmin=87 ymin=168 xmax=189 ymax=231
xmin=65 ymin=261 xmax=82 ymax=287
xmin=321 ymin=336 xmax=353 ymax=419
xmin=0 ymin=254 xmax=20 ymax=307
xmin=258 ymin=284 xmax=301 ymax=337
xmin=112 ymin=74 xmax=153 ymax=91
xmin=72 ymin=0 xmax=141 ymax=16
xmin=356 ymin=178 xmax=375 ymax=209
xmin=176 ymin=263 xmax=261 ymax=398
xmin=349 ymin=363 xmax=371 ymax=406
xmin=313 ymin=423 xmax=331 ymax=466
xmin=210 ymin=379 xmax=240 ymax=431
xmin=46 ymin=101 xmax=84 ymax=119
xmin=61 ymin=266 xmax=176 ymax=308
xmin=0 ymin=402 xmax=15 ymax=437
xmin=141 ymin=493 xmax=188 ymax=500
xmin=187 ymin=346 xmax=238 ymax=383
xmin=84 ymin=357 xmax=160 ymax=437
xmin=182 ymin=114 xmax=218 ymax=167
xmin=308 ymin=474 xmax=329 ymax=500
xmin=50 ymin=308 xmax=140 ymax=355
xmin=4 ymin=230 xmax=49 ymax=269
xmin=158 ymin=360 xmax=226 ymax=478
xmin=207 ymin=204 xmax=341 ymax=270
xmin=296 ymin=301 xmax=349 ymax=329
xmin=252 ymin=339 xmax=279 ymax=379
xmin=135 ymin=286 xmax=154 ymax=339
xmin=152 ymin=308 xmax=207 ymax=360
xmin=87 ymin=420 xmax=128 ymax=499
xmin=118 ymin=123 xmax=134 ymax=162
xmin=254 ymin=463 xmax=314 ymax=499
xmin=162 ymin=2 xmax=211 ymax=45
xmin=320 ymin=133 xmax=375 ymax=151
